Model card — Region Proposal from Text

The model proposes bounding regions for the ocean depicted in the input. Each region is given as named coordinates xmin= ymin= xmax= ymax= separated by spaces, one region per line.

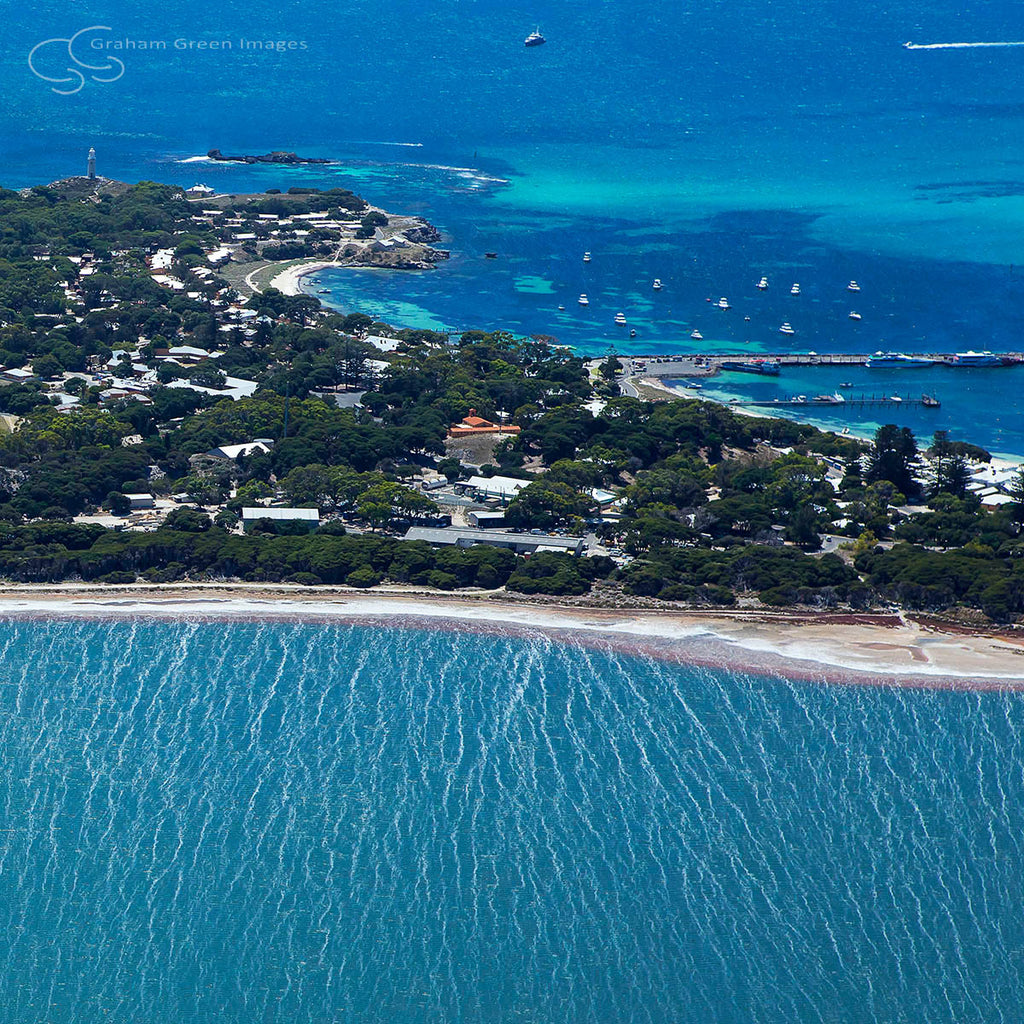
xmin=1 ymin=614 xmax=1023 ymax=1023
xmin=7 ymin=1 xmax=1024 ymax=450
xmin=5 ymin=2 xmax=1024 ymax=1018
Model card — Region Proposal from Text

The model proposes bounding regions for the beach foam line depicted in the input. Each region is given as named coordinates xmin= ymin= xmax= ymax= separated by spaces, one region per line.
xmin=905 ymin=40 xmax=1024 ymax=49
xmin=1 ymin=593 xmax=1023 ymax=686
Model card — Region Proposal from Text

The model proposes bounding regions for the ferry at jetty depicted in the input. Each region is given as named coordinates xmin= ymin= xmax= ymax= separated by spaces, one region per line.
xmin=720 ymin=358 xmax=781 ymax=376
xmin=866 ymin=352 xmax=936 ymax=368
xmin=944 ymin=350 xmax=1004 ymax=367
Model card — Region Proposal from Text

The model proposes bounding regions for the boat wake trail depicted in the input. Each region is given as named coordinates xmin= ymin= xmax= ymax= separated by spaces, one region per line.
xmin=904 ymin=40 xmax=1024 ymax=50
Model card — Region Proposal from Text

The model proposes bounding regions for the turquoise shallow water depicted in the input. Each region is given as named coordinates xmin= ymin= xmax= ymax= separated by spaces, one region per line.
xmin=1 ymin=616 xmax=1023 ymax=1023
xmin=6 ymin=2 xmax=1024 ymax=449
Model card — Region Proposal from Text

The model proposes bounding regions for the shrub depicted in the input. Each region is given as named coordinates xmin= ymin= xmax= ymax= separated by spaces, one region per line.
xmin=346 ymin=566 xmax=380 ymax=588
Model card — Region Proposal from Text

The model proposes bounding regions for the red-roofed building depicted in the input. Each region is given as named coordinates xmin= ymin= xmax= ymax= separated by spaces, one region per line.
xmin=447 ymin=409 xmax=521 ymax=438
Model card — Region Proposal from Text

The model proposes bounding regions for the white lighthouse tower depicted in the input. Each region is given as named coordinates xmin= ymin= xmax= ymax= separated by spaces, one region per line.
xmin=87 ymin=147 xmax=96 ymax=180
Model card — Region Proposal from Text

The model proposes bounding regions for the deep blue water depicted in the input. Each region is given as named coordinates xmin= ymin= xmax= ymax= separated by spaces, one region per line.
xmin=0 ymin=617 xmax=1023 ymax=1023
xmin=6 ymin=2 xmax=1024 ymax=448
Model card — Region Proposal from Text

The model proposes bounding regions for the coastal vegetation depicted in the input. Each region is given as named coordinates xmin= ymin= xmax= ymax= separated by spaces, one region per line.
xmin=0 ymin=178 xmax=1020 ymax=621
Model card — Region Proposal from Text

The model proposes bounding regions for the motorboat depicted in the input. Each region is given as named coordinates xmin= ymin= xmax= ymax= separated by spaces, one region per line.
xmin=743 ymin=315 xmax=751 ymax=321
xmin=629 ymin=329 xmax=637 ymax=337
xmin=557 ymin=305 xmax=565 ymax=311
xmin=578 ymin=293 xmax=589 ymax=306
xmin=813 ymin=392 xmax=846 ymax=404
xmin=847 ymin=280 xmax=861 ymax=292
xmin=582 ymin=251 xmax=591 ymax=262
xmin=889 ymin=395 xmax=903 ymax=402
xmin=690 ymin=329 xmax=703 ymax=340
xmin=757 ymin=276 xmax=769 ymax=290
xmin=525 ymin=28 xmax=546 ymax=46
xmin=779 ymin=322 xmax=795 ymax=335
xmin=687 ymin=381 xmax=703 ymax=389
xmin=839 ymin=381 xmax=853 ymax=388
xmin=317 ymin=288 xmax=331 ymax=294
xmin=790 ymin=283 xmax=801 ymax=295
xmin=614 ymin=312 xmax=627 ymax=325
xmin=717 ymin=296 xmax=730 ymax=310
xmin=848 ymin=311 xmax=862 ymax=320
xmin=652 ymin=278 xmax=663 ymax=290
xmin=866 ymin=352 xmax=936 ymax=368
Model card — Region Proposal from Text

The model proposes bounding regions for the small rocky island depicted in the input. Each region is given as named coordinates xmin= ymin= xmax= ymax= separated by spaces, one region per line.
xmin=207 ymin=149 xmax=333 ymax=165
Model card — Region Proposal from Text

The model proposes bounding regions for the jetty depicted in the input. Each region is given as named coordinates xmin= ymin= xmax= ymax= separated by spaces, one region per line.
xmin=622 ymin=352 xmax=1023 ymax=378
xmin=747 ymin=394 xmax=941 ymax=409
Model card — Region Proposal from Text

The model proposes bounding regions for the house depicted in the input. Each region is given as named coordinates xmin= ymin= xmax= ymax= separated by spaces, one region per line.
xmin=447 ymin=408 xmax=521 ymax=438
xmin=454 ymin=474 xmax=530 ymax=503
xmin=205 ymin=440 xmax=273 ymax=460
xmin=1 ymin=367 xmax=37 ymax=383
xmin=242 ymin=507 xmax=319 ymax=532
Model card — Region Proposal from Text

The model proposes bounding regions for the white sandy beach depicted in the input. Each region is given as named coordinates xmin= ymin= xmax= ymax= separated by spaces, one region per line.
xmin=264 ymin=260 xmax=337 ymax=296
xmin=1 ymin=586 xmax=1023 ymax=685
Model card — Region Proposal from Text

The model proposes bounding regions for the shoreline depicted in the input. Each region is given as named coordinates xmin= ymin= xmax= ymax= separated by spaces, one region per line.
xmin=2 ymin=584 xmax=1023 ymax=687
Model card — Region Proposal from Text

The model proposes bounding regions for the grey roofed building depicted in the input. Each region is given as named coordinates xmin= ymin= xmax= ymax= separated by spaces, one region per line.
xmin=242 ymin=507 xmax=319 ymax=521
xmin=403 ymin=526 xmax=584 ymax=556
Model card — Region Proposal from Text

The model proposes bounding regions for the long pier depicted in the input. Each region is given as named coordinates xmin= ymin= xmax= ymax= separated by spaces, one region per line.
xmin=748 ymin=394 xmax=940 ymax=409
xmin=625 ymin=352 xmax=1024 ymax=377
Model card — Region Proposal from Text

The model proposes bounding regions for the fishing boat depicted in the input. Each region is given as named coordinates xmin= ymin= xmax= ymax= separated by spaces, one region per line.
xmin=790 ymin=283 xmax=801 ymax=295
xmin=847 ymin=280 xmax=861 ymax=292
xmin=582 ymin=251 xmax=591 ymax=262
xmin=578 ymin=293 xmax=589 ymax=306
xmin=652 ymin=278 xmax=663 ymax=290
xmin=614 ymin=312 xmax=627 ymax=326
xmin=779 ymin=322 xmax=795 ymax=335
xmin=757 ymin=276 xmax=769 ymax=290
xmin=524 ymin=28 xmax=546 ymax=46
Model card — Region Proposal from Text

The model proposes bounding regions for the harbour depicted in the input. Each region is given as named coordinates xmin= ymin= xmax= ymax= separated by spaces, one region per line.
xmin=620 ymin=352 xmax=1022 ymax=378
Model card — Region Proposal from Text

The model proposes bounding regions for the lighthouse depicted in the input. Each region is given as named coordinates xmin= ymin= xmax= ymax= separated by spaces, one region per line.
xmin=87 ymin=147 xmax=96 ymax=180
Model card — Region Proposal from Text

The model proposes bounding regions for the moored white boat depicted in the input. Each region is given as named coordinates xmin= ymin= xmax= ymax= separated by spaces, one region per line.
xmin=757 ymin=276 xmax=769 ymax=290
xmin=652 ymin=278 xmax=663 ymax=290
xmin=578 ymin=293 xmax=589 ymax=306
xmin=614 ymin=312 xmax=627 ymax=325
xmin=690 ymin=329 xmax=703 ymax=340
xmin=847 ymin=280 xmax=861 ymax=292
xmin=717 ymin=296 xmax=730 ymax=310
xmin=790 ymin=283 xmax=800 ymax=295
xmin=779 ymin=322 xmax=795 ymax=335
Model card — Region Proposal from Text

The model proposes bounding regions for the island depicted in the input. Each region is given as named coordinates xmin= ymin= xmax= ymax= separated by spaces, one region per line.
xmin=0 ymin=172 xmax=1022 ymax=664
xmin=206 ymin=148 xmax=333 ymax=165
